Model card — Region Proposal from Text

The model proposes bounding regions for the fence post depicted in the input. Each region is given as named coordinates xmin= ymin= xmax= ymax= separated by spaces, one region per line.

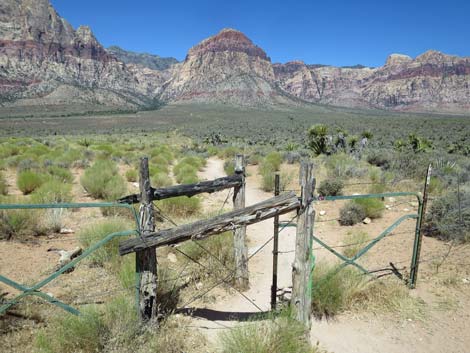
xmin=409 ymin=164 xmax=432 ymax=288
xmin=271 ymin=172 xmax=280 ymax=310
xmin=291 ymin=161 xmax=315 ymax=327
xmin=233 ymin=154 xmax=249 ymax=290
xmin=136 ymin=157 xmax=158 ymax=321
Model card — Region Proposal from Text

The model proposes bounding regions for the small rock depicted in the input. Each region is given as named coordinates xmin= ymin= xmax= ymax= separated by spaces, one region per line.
xmin=132 ymin=182 xmax=139 ymax=188
xmin=167 ymin=253 xmax=177 ymax=263
xmin=403 ymin=208 xmax=410 ymax=212
xmin=59 ymin=228 xmax=74 ymax=234
xmin=46 ymin=292 xmax=54 ymax=298
xmin=388 ymin=197 xmax=396 ymax=203
xmin=385 ymin=205 xmax=391 ymax=210
xmin=363 ymin=217 xmax=372 ymax=224
xmin=409 ymin=201 xmax=419 ymax=207
xmin=462 ymin=278 xmax=469 ymax=284
xmin=319 ymin=210 xmax=326 ymax=216
xmin=196 ymin=282 xmax=203 ymax=290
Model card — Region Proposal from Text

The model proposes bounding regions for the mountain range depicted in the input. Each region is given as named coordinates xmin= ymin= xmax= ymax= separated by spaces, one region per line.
xmin=1 ymin=0 xmax=469 ymax=113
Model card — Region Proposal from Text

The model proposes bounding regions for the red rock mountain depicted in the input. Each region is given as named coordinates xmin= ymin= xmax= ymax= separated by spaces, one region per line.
xmin=1 ymin=0 xmax=469 ymax=113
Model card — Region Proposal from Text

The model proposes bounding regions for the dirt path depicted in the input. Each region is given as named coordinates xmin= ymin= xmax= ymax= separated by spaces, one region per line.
xmin=195 ymin=157 xmax=470 ymax=353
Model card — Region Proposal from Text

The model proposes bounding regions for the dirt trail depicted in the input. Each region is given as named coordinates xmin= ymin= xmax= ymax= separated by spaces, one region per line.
xmin=195 ymin=157 xmax=470 ymax=353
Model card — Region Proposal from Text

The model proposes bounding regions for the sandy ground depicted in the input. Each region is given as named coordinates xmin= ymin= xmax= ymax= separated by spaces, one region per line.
xmin=1 ymin=157 xmax=470 ymax=352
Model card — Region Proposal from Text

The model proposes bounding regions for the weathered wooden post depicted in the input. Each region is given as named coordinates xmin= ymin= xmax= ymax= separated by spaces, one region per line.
xmin=233 ymin=154 xmax=249 ymax=290
xmin=271 ymin=172 xmax=280 ymax=310
xmin=136 ymin=157 xmax=158 ymax=321
xmin=291 ymin=161 xmax=315 ymax=327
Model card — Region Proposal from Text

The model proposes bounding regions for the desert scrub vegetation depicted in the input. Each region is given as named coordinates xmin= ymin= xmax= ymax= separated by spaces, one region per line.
xmin=0 ymin=197 xmax=35 ymax=240
xmin=425 ymin=189 xmax=470 ymax=242
xmin=156 ymin=195 xmax=201 ymax=217
xmin=17 ymin=170 xmax=48 ymax=194
xmin=311 ymin=262 xmax=425 ymax=319
xmin=317 ymin=178 xmax=344 ymax=196
xmin=259 ymin=152 xmax=283 ymax=191
xmin=30 ymin=181 xmax=73 ymax=204
xmin=125 ymin=168 xmax=138 ymax=182
xmin=35 ymin=295 xmax=208 ymax=353
xmin=0 ymin=172 xmax=7 ymax=195
xmin=80 ymin=160 xmax=127 ymax=200
xmin=339 ymin=202 xmax=367 ymax=226
xmin=219 ymin=309 xmax=318 ymax=353
xmin=353 ymin=197 xmax=385 ymax=219
xmin=78 ymin=219 xmax=134 ymax=266
xmin=173 ymin=155 xmax=205 ymax=184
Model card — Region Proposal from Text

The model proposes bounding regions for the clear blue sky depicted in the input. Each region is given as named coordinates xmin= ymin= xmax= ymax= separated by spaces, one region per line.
xmin=51 ymin=0 xmax=470 ymax=67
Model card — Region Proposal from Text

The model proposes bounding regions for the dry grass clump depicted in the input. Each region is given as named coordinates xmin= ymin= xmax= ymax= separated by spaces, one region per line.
xmin=80 ymin=160 xmax=127 ymax=200
xmin=156 ymin=196 xmax=201 ymax=217
xmin=219 ymin=309 xmax=319 ymax=353
xmin=17 ymin=170 xmax=48 ymax=194
xmin=0 ymin=172 xmax=8 ymax=195
xmin=342 ymin=231 xmax=370 ymax=258
xmin=311 ymin=261 xmax=426 ymax=320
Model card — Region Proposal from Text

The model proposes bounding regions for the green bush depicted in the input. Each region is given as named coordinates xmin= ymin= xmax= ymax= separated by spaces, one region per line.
xmin=0 ymin=172 xmax=7 ymax=195
xmin=46 ymin=166 xmax=73 ymax=183
xmin=174 ymin=164 xmax=198 ymax=184
xmin=219 ymin=309 xmax=316 ymax=353
xmin=157 ymin=196 xmax=201 ymax=217
xmin=31 ymin=181 xmax=72 ymax=204
xmin=78 ymin=219 xmax=133 ymax=266
xmin=353 ymin=197 xmax=385 ymax=219
xmin=224 ymin=159 xmax=235 ymax=175
xmin=339 ymin=202 xmax=366 ymax=226
xmin=17 ymin=170 xmax=47 ymax=195
xmin=80 ymin=160 xmax=127 ymax=200
xmin=318 ymin=179 xmax=344 ymax=196
xmin=264 ymin=151 xmax=282 ymax=171
xmin=311 ymin=262 xmax=366 ymax=318
xmin=36 ymin=306 xmax=106 ymax=353
xmin=125 ymin=169 xmax=138 ymax=182
xmin=425 ymin=189 xmax=470 ymax=242
xmin=151 ymin=172 xmax=172 ymax=187
xmin=259 ymin=153 xmax=283 ymax=192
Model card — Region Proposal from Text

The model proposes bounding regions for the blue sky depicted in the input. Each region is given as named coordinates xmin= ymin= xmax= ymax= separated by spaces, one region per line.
xmin=51 ymin=0 xmax=470 ymax=67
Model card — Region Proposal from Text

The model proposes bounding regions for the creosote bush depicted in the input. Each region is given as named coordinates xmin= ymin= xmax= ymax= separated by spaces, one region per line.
xmin=318 ymin=179 xmax=344 ymax=196
xmin=339 ymin=202 xmax=366 ymax=226
xmin=125 ymin=169 xmax=138 ymax=182
xmin=80 ymin=160 xmax=126 ymax=200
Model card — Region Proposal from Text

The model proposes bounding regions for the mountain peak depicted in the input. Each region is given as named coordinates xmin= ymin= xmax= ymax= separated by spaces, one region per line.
xmin=187 ymin=28 xmax=270 ymax=61
xmin=385 ymin=53 xmax=412 ymax=66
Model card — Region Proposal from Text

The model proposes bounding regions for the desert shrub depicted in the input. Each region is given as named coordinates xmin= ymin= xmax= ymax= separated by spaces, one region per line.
xmin=311 ymin=262 xmax=424 ymax=319
xmin=219 ymin=309 xmax=316 ymax=353
xmin=342 ymin=231 xmax=370 ymax=258
xmin=325 ymin=153 xmax=369 ymax=178
xmin=176 ymin=156 xmax=205 ymax=171
xmin=78 ymin=219 xmax=133 ymax=266
xmin=17 ymin=170 xmax=48 ymax=194
xmin=283 ymin=151 xmax=301 ymax=164
xmin=425 ymin=189 xmax=470 ymax=242
xmin=46 ymin=166 xmax=73 ymax=183
xmin=17 ymin=158 xmax=39 ymax=172
xmin=259 ymin=153 xmax=283 ymax=192
xmin=264 ymin=151 xmax=282 ymax=171
xmin=247 ymin=153 xmax=262 ymax=165
xmin=80 ymin=160 xmax=127 ymax=200
xmin=0 ymin=172 xmax=7 ymax=195
xmin=151 ymin=172 xmax=172 ymax=187
xmin=125 ymin=169 xmax=138 ymax=182
xmin=366 ymin=150 xmax=392 ymax=169
xmin=174 ymin=164 xmax=198 ymax=184
xmin=156 ymin=196 xmax=201 ymax=218
xmin=31 ymin=181 xmax=73 ymax=204
xmin=0 ymin=200 xmax=35 ymax=240
xmin=339 ymin=202 xmax=366 ymax=225
xmin=353 ymin=197 xmax=385 ymax=219
xmin=224 ymin=159 xmax=235 ymax=175
xmin=35 ymin=306 xmax=106 ymax=353
xmin=318 ymin=179 xmax=344 ymax=196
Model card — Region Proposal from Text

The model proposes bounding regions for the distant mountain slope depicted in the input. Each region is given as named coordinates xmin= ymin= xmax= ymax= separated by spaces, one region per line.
xmin=0 ymin=0 xmax=165 ymax=109
xmin=106 ymin=46 xmax=178 ymax=71
xmin=0 ymin=0 xmax=469 ymax=113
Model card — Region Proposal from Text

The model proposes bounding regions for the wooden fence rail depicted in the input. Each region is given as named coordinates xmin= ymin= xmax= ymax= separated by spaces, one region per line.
xmin=117 ymin=174 xmax=243 ymax=204
xmin=119 ymin=191 xmax=300 ymax=255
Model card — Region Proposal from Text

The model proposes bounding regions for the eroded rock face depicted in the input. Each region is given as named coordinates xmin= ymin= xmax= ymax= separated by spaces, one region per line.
xmin=0 ymin=0 xmax=165 ymax=108
xmin=160 ymin=28 xmax=293 ymax=106
xmin=275 ymin=51 xmax=470 ymax=112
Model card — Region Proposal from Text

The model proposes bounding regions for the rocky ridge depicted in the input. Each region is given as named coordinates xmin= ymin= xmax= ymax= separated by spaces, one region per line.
xmin=1 ymin=0 xmax=469 ymax=112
